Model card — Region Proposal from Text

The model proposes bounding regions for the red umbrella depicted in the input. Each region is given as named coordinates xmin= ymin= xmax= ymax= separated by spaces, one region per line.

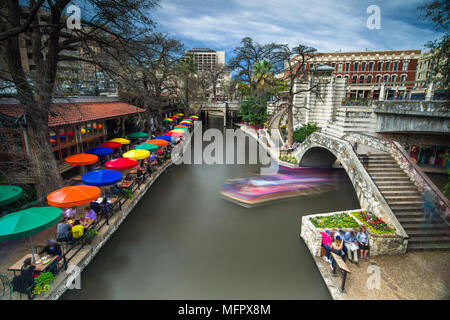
xmin=165 ymin=131 xmax=183 ymax=137
xmin=105 ymin=157 xmax=138 ymax=170
xmin=99 ymin=141 xmax=122 ymax=149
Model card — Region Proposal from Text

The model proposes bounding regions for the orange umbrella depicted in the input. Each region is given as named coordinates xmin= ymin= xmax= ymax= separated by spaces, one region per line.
xmin=47 ymin=185 xmax=101 ymax=207
xmin=146 ymin=139 xmax=168 ymax=147
xmin=65 ymin=153 xmax=99 ymax=166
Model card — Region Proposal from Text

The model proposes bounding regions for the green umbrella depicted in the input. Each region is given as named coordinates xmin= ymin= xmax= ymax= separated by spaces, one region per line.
xmin=134 ymin=143 xmax=159 ymax=151
xmin=0 ymin=206 xmax=62 ymax=262
xmin=128 ymin=132 xmax=149 ymax=139
xmin=0 ymin=185 xmax=23 ymax=206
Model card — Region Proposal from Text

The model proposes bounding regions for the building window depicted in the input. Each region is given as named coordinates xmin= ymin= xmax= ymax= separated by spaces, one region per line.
xmin=391 ymin=75 xmax=397 ymax=83
xmin=353 ymin=62 xmax=359 ymax=71
xmin=383 ymin=75 xmax=389 ymax=83
xmin=338 ymin=63 xmax=343 ymax=72
xmin=400 ymin=75 xmax=406 ymax=84
xmin=344 ymin=75 xmax=349 ymax=83
xmin=359 ymin=75 xmax=364 ymax=83
xmin=361 ymin=62 xmax=366 ymax=71
xmin=402 ymin=61 xmax=408 ymax=71
xmin=385 ymin=62 xmax=390 ymax=71
xmin=345 ymin=63 xmax=350 ymax=71
xmin=367 ymin=75 xmax=372 ymax=83
xmin=368 ymin=62 xmax=374 ymax=71
xmin=393 ymin=61 xmax=398 ymax=71
xmin=378 ymin=62 xmax=383 ymax=71
xmin=331 ymin=63 xmax=336 ymax=69
xmin=376 ymin=75 xmax=381 ymax=83
xmin=352 ymin=75 xmax=357 ymax=84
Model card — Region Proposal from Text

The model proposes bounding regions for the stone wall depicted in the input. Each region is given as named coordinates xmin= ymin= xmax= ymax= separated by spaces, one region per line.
xmin=300 ymin=210 xmax=407 ymax=257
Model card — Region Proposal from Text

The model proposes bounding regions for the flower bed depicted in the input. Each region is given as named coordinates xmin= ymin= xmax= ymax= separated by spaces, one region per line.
xmin=310 ymin=213 xmax=360 ymax=229
xmin=351 ymin=210 xmax=395 ymax=234
xmin=279 ymin=155 xmax=298 ymax=164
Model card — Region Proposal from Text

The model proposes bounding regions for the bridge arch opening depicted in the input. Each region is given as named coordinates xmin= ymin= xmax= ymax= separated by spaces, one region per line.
xmin=299 ymin=147 xmax=337 ymax=167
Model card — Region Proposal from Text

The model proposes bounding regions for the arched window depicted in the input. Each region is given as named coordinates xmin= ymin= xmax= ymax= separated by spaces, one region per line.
xmin=391 ymin=75 xmax=397 ymax=83
xmin=368 ymin=62 xmax=374 ymax=72
xmin=400 ymin=74 xmax=406 ymax=85
xmin=359 ymin=75 xmax=364 ymax=83
xmin=367 ymin=75 xmax=372 ymax=83
xmin=352 ymin=75 xmax=357 ymax=84
xmin=376 ymin=75 xmax=381 ymax=83
xmin=383 ymin=75 xmax=389 ymax=83
xmin=361 ymin=62 xmax=366 ymax=71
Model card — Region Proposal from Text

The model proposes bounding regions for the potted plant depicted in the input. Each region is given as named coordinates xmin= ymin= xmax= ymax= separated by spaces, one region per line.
xmin=32 ymin=272 xmax=56 ymax=297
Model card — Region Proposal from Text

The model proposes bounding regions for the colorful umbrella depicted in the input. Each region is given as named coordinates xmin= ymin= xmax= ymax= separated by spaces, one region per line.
xmin=155 ymin=135 xmax=173 ymax=142
xmin=0 ymin=206 xmax=62 ymax=262
xmin=47 ymin=185 xmax=101 ymax=207
xmin=81 ymin=169 xmax=123 ymax=187
xmin=109 ymin=138 xmax=130 ymax=145
xmin=85 ymin=146 xmax=113 ymax=157
xmin=180 ymin=120 xmax=192 ymax=124
xmin=189 ymin=116 xmax=199 ymax=120
xmin=171 ymin=129 xmax=187 ymax=134
xmin=176 ymin=113 xmax=184 ymax=117
xmin=174 ymin=127 xmax=189 ymax=131
xmin=99 ymin=142 xmax=122 ymax=149
xmin=105 ymin=158 xmax=138 ymax=170
xmin=163 ymin=118 xmax=173 ymax=122
xmin=65 ymin=153 xmax=98 ymax=166
xmin=0 ymin=185 xmax=23 ymax=206
xmin=123 ymin=149 xmax=150 ymax=160
xmin=174 ymin=125 xmax=189 ymax=129
xmin=146 ymin=139 xmax=169 ymax=147
xmin=165 ymin=131 xmax=183 ymax=137
xmin=128 ymin=132 xmax=149 ymax=139
xmin=135 ymin=143 xmax=159 ymax=151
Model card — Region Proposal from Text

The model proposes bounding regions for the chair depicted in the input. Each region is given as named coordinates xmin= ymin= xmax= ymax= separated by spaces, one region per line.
xmin=0 ymin=273 xmax=12 ymax=300
xmin=11 ymin=274 xmax=35 ymax=300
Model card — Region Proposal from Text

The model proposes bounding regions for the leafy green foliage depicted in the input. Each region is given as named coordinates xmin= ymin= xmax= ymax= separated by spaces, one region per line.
xmin=238 ymin=95 xmax=269 ymax=125
xmin=32 ymin=272 xmax=55 ymax=296
xmin=293 ymin=123 xmax=317 ymax=142
xmin=310 ymin=213 xmax=360 ymax=229
xmin=279 ymin=155 xmax=298 ymax=164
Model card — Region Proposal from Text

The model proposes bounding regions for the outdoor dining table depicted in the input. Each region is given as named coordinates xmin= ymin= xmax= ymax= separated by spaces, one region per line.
xmin=117 ymin=180 xmax=133 ymax=189
xmin=8 ymin=253 xmax=59 ymax=276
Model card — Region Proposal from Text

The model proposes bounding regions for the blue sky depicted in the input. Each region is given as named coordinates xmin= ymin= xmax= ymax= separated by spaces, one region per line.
xmin=149 ymin=0 xmax=441 ymax=63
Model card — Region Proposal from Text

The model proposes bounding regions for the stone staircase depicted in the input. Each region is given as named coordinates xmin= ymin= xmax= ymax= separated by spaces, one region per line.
xmin=359 ymin=153 xmax=450 ymax=251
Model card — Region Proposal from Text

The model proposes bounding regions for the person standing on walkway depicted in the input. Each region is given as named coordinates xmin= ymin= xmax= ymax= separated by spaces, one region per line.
xmin=356 ymin=226 xmax=370 ymax=259
xmin=344 ymin=230 xmax=359 ymax=265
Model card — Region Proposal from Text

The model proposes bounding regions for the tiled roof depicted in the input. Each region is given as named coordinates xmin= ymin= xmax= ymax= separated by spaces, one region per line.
xmin=0 ymin=102 xmax=145 ymax=128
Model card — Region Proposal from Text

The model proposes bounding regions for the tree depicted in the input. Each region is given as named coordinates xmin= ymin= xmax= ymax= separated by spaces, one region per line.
xmin=238 ymin=94 xmax=269 ymax=126
xmin=203 ymin=64 xmax=227 ymax=102
xmin=229 ymin=37 xmax=282 ymax=95
xmin=419 ymin=0 xmax=449 ymax=102
xmin=274 ymin=44 xmax=326 ymax=146
xmin=0 ymin=0 xmax=159 ymax=200
xmin=175 ymin=55 xmax=200 ymax=114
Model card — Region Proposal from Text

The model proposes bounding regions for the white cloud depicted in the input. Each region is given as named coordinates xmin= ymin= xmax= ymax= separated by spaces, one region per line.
xmin=151 ymin=0 xmax=440 ymax=55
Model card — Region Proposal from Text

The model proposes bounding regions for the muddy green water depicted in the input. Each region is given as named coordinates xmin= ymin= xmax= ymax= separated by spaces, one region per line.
xmin=62 ymin=115 xmax=359 ymax=299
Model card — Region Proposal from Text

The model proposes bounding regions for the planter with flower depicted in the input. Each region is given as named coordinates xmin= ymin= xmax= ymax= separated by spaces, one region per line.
xmin=350 ymin=210 xmax=395 ymax=234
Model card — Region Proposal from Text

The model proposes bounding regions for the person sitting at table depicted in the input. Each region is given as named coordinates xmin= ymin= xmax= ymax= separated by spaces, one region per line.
xmin=71 ymin=220 xmax=84 ymax=239
xmin=12 ymin=257 xmax=36 ymax=298
xmin=150 ymin=152 xmax=157 ymax=165
xmin=124 ymin=173 xmax=133 ymax=183
xmin=100 ymin=197 xmax=110 ymax=215
xmin=56 ymin=218 xmax=73 ymax=242
xmin=84 ymin=206 xmax=97 ymax=222
xmin=39 ymin=239 xmax=62 ymax=275
xmin=90 ymin=201 xmax=101 ymax=215
xmin=62 ymin=207 xmax=77 ymax=219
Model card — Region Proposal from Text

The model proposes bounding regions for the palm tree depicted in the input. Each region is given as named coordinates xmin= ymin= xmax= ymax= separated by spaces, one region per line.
xmin=252 ymin=60 xmax=274 ymax=95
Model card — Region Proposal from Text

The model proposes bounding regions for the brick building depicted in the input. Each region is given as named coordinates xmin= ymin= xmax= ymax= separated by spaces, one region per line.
xmin=305 ymin=49 xmax=421 ymax=101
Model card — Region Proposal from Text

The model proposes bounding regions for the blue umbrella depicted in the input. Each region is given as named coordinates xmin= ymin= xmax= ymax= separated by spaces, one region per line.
xmin=81 ymin=169 xmax=123 ymax=186
xmin=85 ymin=146 xmax=113 ymax=157
xmin=155 ymin=135 xmax=172 ymax=142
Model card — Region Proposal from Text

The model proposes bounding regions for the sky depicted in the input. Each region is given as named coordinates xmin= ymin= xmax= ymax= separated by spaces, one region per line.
xmin=149 ymin=0 xmax=442 ymax=63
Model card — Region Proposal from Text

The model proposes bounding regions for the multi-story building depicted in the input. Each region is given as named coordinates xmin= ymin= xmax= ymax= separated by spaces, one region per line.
xmin=305 ymin=49 xmax=421 ymax=101
xmin=184 ymin=48 xmax=232 ymax=100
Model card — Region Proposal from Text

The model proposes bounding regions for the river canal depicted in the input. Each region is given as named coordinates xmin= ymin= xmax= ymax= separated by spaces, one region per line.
xmin=62 ymin=115 xmax=360 ymax=299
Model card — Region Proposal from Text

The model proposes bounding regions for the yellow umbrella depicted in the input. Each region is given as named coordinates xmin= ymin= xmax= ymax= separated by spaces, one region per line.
xmin=171 ymin=129 xmax=187 ymax=134
xmin=176 ymin=113 xmax=184 ymax=117
xmin=123 ymin=149 xmax=150 ymax=160
xmin=110 ymin=138 xmax=130 ymax=145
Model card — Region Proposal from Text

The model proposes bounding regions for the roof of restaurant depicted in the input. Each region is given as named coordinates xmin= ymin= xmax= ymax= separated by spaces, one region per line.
xmin=0 ymin=99 xmax=145 ymax=128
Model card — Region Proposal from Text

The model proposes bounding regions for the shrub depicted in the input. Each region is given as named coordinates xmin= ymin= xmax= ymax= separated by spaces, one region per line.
xmin=310 ymin=213 xmax=360 ymax=229
xmin=32 ymin=272 xmax=56 ymax=296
